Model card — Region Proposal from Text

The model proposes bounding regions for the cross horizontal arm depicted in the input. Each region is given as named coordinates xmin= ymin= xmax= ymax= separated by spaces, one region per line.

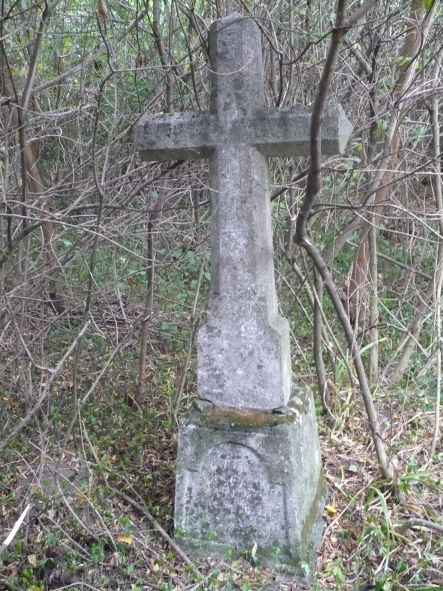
xmin=250 ymin=104 xmax=352 ymax=157
xmin=135 ymin=111 xmax=213 ymax=161
xmin=135 ymin=104 xmax=352 ymax=163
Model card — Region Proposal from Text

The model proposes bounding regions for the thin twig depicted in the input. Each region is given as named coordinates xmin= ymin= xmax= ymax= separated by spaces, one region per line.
xmin=294 ymin=0 xmax=394 ymax=480
xmin=429 ymin=46 xmax=443 ymax=458
xmin=0 ymin=321 xmax=91 ymax=454
xmin=0 ymin=504 xmax=32 ymax=557
xmin=173 ymin=254 xmax=206 ymax=414
xmin=398 ymin=519 xmax=443 ymax=536
xmin=107 ymin=484 xmax=198 ymax=571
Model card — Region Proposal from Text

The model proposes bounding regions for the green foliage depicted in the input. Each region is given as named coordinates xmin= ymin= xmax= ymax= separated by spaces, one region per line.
xmin=1 ymin=0 xmax=443 ymax=589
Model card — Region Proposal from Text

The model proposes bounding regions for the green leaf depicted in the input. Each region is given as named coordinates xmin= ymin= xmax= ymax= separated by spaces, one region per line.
xmin=399 ymin=56 xmax=412 ymax=67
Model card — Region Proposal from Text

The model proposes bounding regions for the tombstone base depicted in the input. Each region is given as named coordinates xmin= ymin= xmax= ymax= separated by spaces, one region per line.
xmin=174 ymin=384 xmax=326 ymax=580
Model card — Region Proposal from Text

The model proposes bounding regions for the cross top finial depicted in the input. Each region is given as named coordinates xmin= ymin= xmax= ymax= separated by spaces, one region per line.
xmin=209 ymin=12 xmax=264 ymax=117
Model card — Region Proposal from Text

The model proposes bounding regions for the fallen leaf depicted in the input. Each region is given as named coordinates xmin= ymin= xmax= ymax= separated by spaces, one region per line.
xmin=325 ymin=504 xmax=338 ymax=515
xmin=108 ymin=552 xmax=119 ymax=568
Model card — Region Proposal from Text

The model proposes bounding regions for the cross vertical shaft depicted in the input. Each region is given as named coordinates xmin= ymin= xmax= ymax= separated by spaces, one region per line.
xmin=199 ymin=14 xmax=290 ymax=410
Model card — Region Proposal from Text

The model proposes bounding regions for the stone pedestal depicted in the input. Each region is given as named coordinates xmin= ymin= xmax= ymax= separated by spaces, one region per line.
xmin=175 ymin=384 xmax=326 ymax=578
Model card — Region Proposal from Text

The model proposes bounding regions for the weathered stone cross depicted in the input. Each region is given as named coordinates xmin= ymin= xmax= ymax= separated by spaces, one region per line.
xmin=136 ymin=12 xmax=351 ymax=575
xmin=136 ymin=12 xmax=351 ymax=412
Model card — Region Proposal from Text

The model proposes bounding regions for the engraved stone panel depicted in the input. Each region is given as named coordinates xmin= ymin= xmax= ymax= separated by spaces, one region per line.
xmin=185 ymin=442 xmax=285 ymax=546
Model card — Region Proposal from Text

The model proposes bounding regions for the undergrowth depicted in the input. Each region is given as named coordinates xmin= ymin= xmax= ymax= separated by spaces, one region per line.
xmin=1 ymin=247 xmax=442 ymax=591
xmin=1 ymin=317 xmax=442 ymax=591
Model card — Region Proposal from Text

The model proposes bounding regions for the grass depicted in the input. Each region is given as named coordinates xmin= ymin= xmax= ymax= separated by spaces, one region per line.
xmin=1 ymin=247 xmax=443 ymax=591
xmin=2 ymin=359 xmax=442 ymax=591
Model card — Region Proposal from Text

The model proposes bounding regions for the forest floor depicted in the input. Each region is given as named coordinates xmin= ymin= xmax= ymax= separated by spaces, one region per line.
xmin=1 ymin=310 xmax=442 ymax=591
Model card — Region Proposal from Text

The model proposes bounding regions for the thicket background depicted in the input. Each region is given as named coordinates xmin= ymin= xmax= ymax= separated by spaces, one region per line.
xmin=1 ymin=0 xmax=442 ymax=590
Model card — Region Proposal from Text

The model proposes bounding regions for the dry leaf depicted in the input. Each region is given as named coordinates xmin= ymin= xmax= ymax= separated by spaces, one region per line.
xmin=117 ymin=534 xmax=133 ymax=545
xmin=108 ymin=552 xmax=119 ymax=568
xmin=28 ymin=554 xmax=37 ymax=567
xmin=97 ymin=0 xmax=108 ymax=19
xmin=325 ymin=504 xmax=338 ymax=515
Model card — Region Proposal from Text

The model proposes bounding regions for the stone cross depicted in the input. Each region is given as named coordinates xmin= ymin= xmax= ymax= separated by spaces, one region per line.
xmin=136 ymin=12 xmax=351 ymax=412
xmin=136 ymin=12 xmax=351 ymax=576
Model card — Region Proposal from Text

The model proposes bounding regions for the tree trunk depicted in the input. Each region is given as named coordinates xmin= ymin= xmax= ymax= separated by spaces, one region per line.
xmin=1 ymin=38 xmax=62 ymax=311
xmin=348 ymin=0 xmax=429 ymax=329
